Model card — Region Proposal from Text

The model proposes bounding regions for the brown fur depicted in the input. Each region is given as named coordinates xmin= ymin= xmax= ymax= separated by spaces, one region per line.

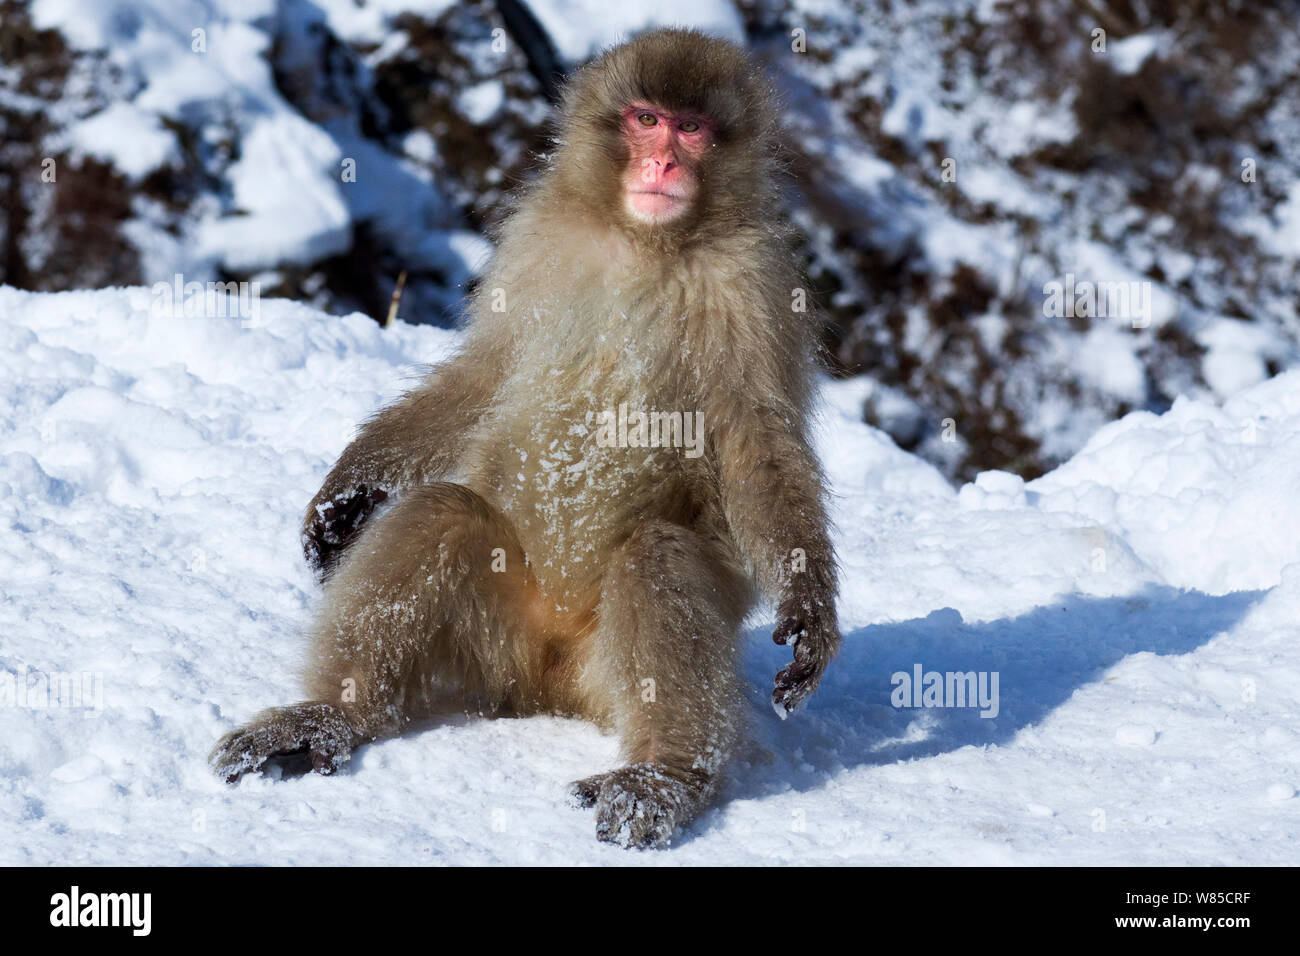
xmin=211 ymin=28 xmax=839 ymax=848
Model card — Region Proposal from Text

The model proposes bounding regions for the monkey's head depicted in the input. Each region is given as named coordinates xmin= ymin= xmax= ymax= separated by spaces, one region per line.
xmin=551 ymin=29 xmax=782 ymax=243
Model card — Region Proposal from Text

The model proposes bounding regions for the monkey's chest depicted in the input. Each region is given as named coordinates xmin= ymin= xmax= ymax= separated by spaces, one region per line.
xmin=469 ymin=360 xmax=700 ymax=604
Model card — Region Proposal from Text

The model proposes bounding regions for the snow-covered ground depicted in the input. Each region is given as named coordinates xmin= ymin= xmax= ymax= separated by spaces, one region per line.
xmin=1 ymin=286 xmax=1297 ymax=865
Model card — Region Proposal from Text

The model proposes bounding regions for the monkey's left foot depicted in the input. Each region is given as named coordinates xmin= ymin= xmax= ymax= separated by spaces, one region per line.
xmin=210 ymin=702 xmax=355 ymax=783
xmin=571 ymin=764 xmax=705 ymax=849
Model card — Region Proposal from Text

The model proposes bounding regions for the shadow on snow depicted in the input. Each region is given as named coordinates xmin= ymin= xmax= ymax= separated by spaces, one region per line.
xmin=725 ymin=585 xmax=1264 ymax=808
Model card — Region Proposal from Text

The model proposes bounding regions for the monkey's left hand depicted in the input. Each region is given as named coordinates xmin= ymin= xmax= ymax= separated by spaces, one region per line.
xmin=771 ymin=588 xmax=839 ymax=719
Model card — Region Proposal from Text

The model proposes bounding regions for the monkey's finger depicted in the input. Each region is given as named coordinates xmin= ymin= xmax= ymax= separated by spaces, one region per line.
xmin=302 ymin=513 xmax=335 ymax=566
xmin=771 ymin=655 xmax=820 ymax=718
xmin=334 ymin=486 xmax=367 ymax=526
xmin=772 ymin=616 xmax=806 ymax=645
xmin=771 ymin=682 xmax=808 ymax=720
xmin=314 ymin=501 xmax=338 ymax=532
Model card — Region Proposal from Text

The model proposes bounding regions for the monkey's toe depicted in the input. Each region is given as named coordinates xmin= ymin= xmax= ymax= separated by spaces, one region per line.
xmin=568 ymin=772 xmax=614 ymax=809
xmin=589 ymin=764 xmax=700 ymax=849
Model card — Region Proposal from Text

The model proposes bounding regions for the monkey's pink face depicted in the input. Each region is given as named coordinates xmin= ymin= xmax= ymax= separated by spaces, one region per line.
xmin=620 ymin=104 xmax=712 ymax=224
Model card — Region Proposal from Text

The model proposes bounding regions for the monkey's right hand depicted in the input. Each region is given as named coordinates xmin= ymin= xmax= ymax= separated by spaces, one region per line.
xmin=302 ymin=483 xmax=388 ymax=583
xmin=210 ymin=702 xmax=355 ymax=783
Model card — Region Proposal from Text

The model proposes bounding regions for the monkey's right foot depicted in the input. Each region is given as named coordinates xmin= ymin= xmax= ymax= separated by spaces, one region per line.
xmin=210 ymin=702 xmax=354 ymax=783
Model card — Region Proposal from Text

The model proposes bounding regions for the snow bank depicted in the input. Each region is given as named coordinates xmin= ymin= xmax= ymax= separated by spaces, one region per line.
xmin=1027 ymin=372 xmax=1300 ymax=594
xmin=1 ymin=287 xmax=1296 ymax=864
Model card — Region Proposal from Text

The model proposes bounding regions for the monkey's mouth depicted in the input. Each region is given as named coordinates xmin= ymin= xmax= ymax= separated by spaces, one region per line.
xmin=626 ymin=188 xmax=689 ymax=222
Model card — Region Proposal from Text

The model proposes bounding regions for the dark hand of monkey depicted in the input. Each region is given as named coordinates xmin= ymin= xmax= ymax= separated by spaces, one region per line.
xmin=209 ymin=702 xmax=354 ymax=783
xmin=301 ymin=484 xmax=387 ymax=582
xmin=771 ymin=590 xmax=838 ymax=719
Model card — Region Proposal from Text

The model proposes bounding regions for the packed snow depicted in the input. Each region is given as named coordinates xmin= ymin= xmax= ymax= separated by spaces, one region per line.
xmin=1 ymin=286 xmax=1297 ymax=865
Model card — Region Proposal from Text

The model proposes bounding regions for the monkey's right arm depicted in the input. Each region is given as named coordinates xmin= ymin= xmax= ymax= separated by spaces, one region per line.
xmin=302 ymin=340 xmax=505 ymax=580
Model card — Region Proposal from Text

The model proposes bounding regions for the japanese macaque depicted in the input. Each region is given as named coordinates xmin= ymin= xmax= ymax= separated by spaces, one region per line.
xmin=210 ymin=28 xmax=839 ymax=848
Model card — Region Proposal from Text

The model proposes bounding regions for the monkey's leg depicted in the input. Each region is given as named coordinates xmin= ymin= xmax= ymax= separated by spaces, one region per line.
xmin=211 ymin=482 xmax=543 ymax=782
xmin=570 ymin=520 xmax=751 ymax=848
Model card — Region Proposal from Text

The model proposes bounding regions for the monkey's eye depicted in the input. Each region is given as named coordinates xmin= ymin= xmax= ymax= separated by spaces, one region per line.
xmin=678 ymin=120 xmax=700 ymax=133
xmin=637 ymin=112 xmax=657 ymax=127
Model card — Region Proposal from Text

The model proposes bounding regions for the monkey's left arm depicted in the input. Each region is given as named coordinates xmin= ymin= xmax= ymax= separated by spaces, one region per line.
xmin=710 ymin=392 xmax=841 ymax=717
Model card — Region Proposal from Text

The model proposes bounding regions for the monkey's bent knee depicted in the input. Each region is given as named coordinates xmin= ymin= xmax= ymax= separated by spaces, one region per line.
xmin=400 ymin=482 xmax=500 ymax=521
